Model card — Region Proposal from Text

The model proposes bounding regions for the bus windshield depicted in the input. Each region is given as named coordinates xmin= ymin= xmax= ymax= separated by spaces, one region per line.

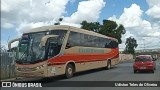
xmin=16 ymin=30 xmax=67 ymax=64
xmin=17 ymin=32 xmax=46 ymax=64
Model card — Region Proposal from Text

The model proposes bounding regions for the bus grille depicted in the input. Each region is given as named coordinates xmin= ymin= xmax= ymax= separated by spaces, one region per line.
xmin=17 ymin=67 xmax=36 ymax=72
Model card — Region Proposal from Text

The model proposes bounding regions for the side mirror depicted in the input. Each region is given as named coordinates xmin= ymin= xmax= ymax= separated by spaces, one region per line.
xmin=41 ymin=35 xmax=59 ymax=47
xmin=8 ymin=38 xmax=20 ymax=49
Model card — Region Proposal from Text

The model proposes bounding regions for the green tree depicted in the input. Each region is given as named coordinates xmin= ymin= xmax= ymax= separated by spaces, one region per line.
xmin=123 ymin=37 xmax=138 ymax=54
xmin=80 ymin=20 xmax=126 ymax=44
xmin=99 ymin=20 xmax=125 ymax=44
xmin=80 ymin=20 xmax=101 ymax=32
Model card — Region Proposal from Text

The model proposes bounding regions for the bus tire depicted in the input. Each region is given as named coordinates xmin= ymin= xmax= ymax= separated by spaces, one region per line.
xmin=106 ymin=60 xmax=111 ymax=70
xmin=65 ymin=64 xmax=74 ymax=78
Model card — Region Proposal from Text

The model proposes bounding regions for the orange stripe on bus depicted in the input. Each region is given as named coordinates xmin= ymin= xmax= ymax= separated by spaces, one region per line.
xmin=48 ymin=48 xmax=119 ymax=65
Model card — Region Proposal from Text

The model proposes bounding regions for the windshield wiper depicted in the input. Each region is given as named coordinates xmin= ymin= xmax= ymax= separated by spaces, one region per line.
xmin=19 ymin=47 xmax=28 ymax=61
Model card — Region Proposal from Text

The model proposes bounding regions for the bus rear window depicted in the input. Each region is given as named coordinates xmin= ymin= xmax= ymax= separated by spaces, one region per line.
xmin=135 ymin=56 xmax=151 ymax=62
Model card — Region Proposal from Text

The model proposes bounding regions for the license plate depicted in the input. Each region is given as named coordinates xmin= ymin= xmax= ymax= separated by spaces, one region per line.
xmin=140 ymin=67 xmax=146 ymax=69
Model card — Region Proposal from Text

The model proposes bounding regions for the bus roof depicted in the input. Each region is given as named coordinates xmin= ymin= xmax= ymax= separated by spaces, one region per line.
xmin=23 ymin=25 xmax=118 ymax=42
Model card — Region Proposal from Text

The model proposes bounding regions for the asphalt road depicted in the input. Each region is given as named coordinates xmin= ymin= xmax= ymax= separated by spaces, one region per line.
xmin=1 ymin=59 xmax=160 ymax=90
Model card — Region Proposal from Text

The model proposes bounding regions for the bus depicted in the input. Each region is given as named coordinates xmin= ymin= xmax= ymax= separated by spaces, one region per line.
xmin=8 ymin=25 xmax=119 ymax=78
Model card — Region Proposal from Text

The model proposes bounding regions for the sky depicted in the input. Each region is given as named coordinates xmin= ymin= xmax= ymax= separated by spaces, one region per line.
xmin=1 ymin=0 xmax=160 ymax=51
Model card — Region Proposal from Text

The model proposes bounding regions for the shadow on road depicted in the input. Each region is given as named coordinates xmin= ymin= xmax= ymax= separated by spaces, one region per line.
xmin=74 ymin=66 xmax=117 ymax=77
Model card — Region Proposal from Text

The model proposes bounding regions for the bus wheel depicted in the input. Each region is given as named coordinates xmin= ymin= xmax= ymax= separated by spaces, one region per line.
xmin=106 ymin=60 xmax=111 ymax=70
xmin=65 ymin=64 xmax=74 ymax=78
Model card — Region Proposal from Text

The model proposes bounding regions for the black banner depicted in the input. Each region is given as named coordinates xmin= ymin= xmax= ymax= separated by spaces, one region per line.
xmin=1 ymin=81 xmax=160 ymax=87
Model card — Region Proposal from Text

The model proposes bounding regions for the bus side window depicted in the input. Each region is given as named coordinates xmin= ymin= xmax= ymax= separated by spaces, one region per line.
xmin=67 ymin=31 xmax=81 ymax=48
xmin=105 ymin=40 xmax=118 ymax=48
xmin=111 ymin=41 xmax=118 ymax=48
xmin=48 ymin=42 xmax=58 ymax=58
xmin=46 ymin=37 xmax=61 ymax=59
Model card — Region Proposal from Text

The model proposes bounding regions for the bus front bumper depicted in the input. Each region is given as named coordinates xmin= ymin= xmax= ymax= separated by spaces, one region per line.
xmin=16 ymin=71 xmax=46 ymax=78
xmin=16 ymin=67 xmax=48 ymax=78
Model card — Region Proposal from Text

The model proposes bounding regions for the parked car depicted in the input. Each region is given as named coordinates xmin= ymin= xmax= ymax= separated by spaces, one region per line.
xmin=133 ymin=55 xmax=156 ymax=73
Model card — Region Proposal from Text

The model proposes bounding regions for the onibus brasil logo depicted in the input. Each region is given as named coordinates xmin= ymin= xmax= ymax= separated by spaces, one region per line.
xmin=2 ymin=82 xmax=42 ymax=87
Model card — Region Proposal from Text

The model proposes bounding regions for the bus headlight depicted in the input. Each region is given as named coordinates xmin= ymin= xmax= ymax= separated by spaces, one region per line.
xmin=36 ymin=64 xmax=45 ymax=70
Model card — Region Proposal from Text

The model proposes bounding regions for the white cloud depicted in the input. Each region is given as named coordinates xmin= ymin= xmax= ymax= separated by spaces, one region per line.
xmin=109 ymin=3 xmax=160 ymax=50
xmin=61 ymin=22 xmax=81 ymax=28
xmin=146 ymin=4 xmax=160 ymax=19
xmin=146 ymin=0 xmax=160 ymax=7
xmin=109 ymin=4 xmax=143 ymax=28
xmin=1 ymin=0 xmax=106 ymax=50
xmin=1 ymin=0 xmax=105 ymax=33
xmin=16 ymin=21 xmax=52 ymax=34
xmin=63 ymin=0 xmax=106 ymax=24
xmin=1 ymin=0 xmax=69 ymax=31
xmin=1 ymin=0 xmax=10 ymax=12
xmin=146 ymin=0 xmax=160 ymax=20
xmin=119 ymin=31 xmax=134 ymax=51
xmin=2 ymin=22 xmax=14 ymax=29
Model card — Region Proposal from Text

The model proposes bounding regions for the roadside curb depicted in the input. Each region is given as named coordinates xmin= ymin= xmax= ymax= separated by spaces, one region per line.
xmin=119 ymin=59 xmax=134 ymax=62
xmin=0 ymin=78 xmax=16 ymax=82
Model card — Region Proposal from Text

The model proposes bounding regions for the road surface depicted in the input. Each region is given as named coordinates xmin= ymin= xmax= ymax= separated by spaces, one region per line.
xmin=1 ymin=59 xmax=160 ymax=90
